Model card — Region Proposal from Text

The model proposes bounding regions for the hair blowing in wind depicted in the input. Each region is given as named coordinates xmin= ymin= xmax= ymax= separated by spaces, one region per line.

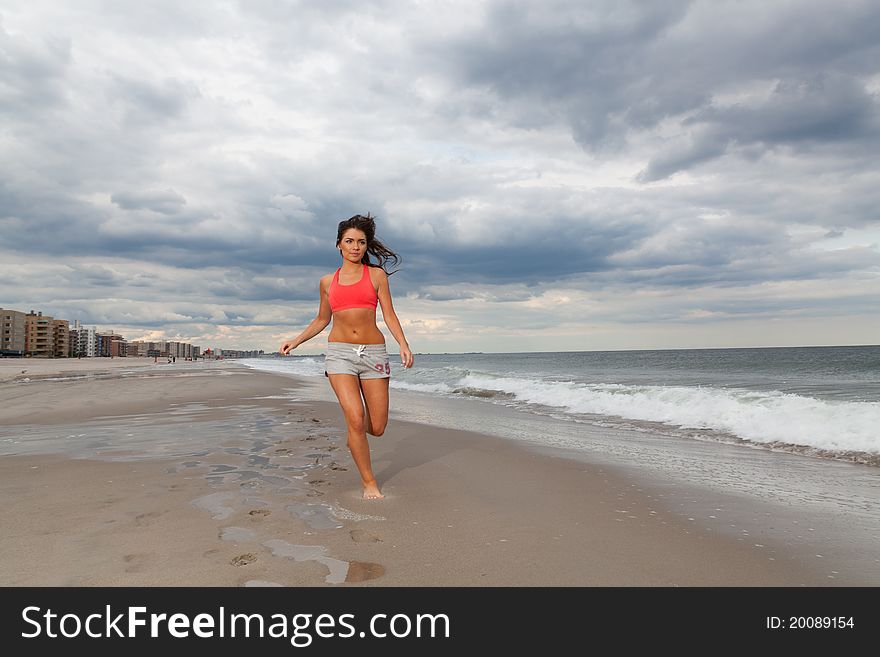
xmin=336 ymin=214 xmax=401 ymax=275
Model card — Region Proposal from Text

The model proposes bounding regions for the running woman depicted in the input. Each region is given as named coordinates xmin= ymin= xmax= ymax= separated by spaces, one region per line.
xmin=279 ymin=214 xmax=414 ymax=499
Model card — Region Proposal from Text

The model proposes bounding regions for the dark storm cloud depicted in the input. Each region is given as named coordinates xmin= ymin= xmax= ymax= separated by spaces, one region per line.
xmin=390 ymin=221 xmax=625 ymax=287
xmin=441 ymin=0 xmax=693 ymax=147
xmin=440 ymin=0 xmax=880 ymax=175
xmin=0 ymin=182 xmax=107 ymax=253
xmin=201 ymin=269 xmax=324 ymax=303
xmin=639 ymin=73 xmax=880 ymax=181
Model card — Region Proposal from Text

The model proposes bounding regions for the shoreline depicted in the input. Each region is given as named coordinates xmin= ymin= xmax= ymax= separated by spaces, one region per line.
xmin=0 ymin=362 xmax=870 ymax=586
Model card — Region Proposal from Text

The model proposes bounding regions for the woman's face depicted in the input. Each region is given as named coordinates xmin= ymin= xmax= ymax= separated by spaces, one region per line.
xmin=338 ymin=228 xmax=368 ymax=262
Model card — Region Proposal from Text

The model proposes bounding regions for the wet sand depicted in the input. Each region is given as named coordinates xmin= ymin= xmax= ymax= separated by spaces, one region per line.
xmin=0 ymin=360 xmax=858 ymax=586
xmin=0 ymin=356 xmax=158 ymax=383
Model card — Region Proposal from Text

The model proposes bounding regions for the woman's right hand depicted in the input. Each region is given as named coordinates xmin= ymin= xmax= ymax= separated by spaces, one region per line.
xmin=279 ymin=340 xmax=297 ymax=355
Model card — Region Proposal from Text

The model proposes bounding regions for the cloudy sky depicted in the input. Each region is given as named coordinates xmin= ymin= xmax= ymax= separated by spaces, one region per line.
xmin=2 ymin=0 xmax=878 ymax=354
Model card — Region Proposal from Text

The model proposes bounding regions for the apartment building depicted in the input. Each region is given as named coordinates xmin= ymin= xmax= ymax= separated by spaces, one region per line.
xmin=77 ymin=324 xmax=98 ymax=357
xmin=219 ymin=349 xmax=265 ymax=358
xmin=25 ymin=311 xmax=55 ymax=357
xmin=53 ymin=319 xmax=69 ymax=358
xmin=1 ymin=308 xmax=26 ymax=356
xmin=97 ymin=332 xmax=127 ymax=357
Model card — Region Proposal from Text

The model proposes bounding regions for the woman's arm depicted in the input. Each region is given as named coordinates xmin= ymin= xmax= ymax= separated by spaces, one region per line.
xmin=376 ymin=268 xmax=414 ymax=368
xmin=280 ymin=277 xmax=332 ymax=355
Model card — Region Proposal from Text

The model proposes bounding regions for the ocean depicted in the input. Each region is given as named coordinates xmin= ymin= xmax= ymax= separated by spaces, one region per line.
xmin=242 ymin=345 xmax=880 ymax=467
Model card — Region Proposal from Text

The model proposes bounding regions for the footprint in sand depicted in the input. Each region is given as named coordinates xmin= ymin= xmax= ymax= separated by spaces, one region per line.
xmin=329 ymin=463 xmax=348 ymax=471
xmin=306 ymin=490 xmax=325 ymax=498
xmin=350 ymin=529 xmax=383 ymax=543
xmin=311 ymin=418 xmax=321 ymax=423
xmin=248 ymin=509 xmax=271 ymax=518
xmin=308 ymin=479 xmax=328 ymax=486
xmin=231 ymin=553 xmax=257 ymax=566
xmin=275 ymin=448 xmax=291 ymax=454
xmin=134 ymin=511 xmax=162 ymax=526
xmin=345 ymin=562 xmax=385 ymax=582
xmin=123 ymin=553 xmax=151 ymax=573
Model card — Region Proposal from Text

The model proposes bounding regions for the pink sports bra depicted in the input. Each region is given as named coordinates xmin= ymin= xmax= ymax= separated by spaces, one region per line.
xmin=328 ymin=264 xmax=378 ymax=313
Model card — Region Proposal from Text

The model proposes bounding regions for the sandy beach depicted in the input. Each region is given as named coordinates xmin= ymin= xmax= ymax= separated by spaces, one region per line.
xmin=0 ymin=359 xmax=865 ymax=586
xmin=0 ymin=356 xmax=158 ymax=383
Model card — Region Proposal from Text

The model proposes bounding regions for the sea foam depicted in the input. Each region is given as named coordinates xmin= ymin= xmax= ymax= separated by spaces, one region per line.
xmin=457 ymin=373 xmax=880 ymax=456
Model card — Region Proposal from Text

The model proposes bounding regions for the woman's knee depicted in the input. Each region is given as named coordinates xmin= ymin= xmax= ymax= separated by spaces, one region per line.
xmin=346 ymin=411 xmax=366 ymax=434
xmin=370 ymin=415 xmax=388 ymax=436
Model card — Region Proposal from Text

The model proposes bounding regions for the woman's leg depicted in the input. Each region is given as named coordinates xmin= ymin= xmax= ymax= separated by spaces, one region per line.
xmin=359 ymin=377 xmax=389 ymax=436
xmin=327 ymin=373 xmax=384 ymax=499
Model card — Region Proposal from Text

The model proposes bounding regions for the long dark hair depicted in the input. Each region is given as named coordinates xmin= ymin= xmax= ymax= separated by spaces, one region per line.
xmin=336 ymin=213 xmax=401 ymax=275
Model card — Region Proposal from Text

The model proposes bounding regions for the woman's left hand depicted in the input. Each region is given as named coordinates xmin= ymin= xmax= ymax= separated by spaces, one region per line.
xmin=400 ymin=344 xmax=414 ymax=369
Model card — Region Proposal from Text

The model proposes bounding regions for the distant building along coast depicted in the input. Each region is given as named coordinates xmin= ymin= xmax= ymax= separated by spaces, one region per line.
xmin=1 ymin=306 xmax=262 ymax=360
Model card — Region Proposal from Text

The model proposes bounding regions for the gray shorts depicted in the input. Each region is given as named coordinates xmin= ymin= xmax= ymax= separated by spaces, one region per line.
xmin=324 ymin=342 xmax=391 ymax=379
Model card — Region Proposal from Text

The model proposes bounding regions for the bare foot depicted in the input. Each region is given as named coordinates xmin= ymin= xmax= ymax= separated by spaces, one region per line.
xmin=362 ymin=481 xmax=385 ymax=500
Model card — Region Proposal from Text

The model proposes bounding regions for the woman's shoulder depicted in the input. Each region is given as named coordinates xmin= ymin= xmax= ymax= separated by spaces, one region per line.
xmin=367 ymin=264 xmax=388 ymax=279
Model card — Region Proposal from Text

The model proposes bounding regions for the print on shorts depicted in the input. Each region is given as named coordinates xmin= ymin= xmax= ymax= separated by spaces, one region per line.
xmin=374 ymin=361 xmax=391 ymax=374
